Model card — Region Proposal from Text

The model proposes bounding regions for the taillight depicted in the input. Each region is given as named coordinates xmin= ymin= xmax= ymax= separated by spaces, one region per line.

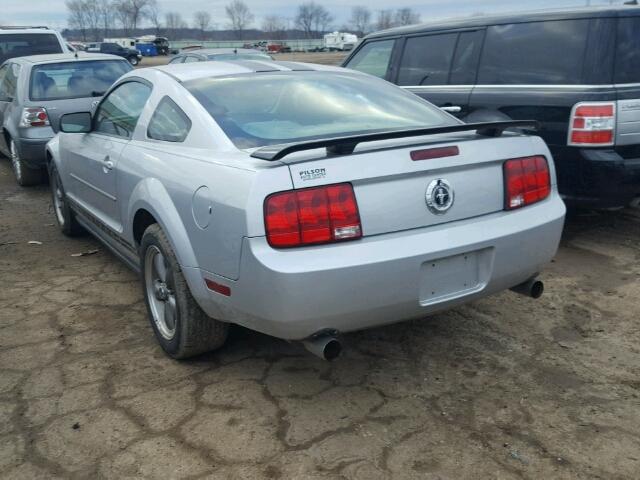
xmin=503 ymin=156 xmax=551 ymax=210
xmin=568 ymin=102 xmax=615 ymax=146
xmin=264 ymin=183 xmax=362 ymax=248
xmin=19 ymin=107 xmax=50 ymax=128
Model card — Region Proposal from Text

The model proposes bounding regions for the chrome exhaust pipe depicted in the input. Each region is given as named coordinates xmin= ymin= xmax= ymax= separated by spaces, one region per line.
xmin=510 ymin=278 xmax=544 ymax=299
xmin=303 ymin=335 xmax=342 ymax=361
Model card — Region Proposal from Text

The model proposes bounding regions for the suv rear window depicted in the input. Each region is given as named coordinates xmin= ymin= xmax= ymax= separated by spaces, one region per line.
xmin=478 ymin=20 xmax=589 ymax=85
xmin=29 ymin=60 xmax=132 ymax=101
xmin=0 ymin=33 xmax=62 ymax=64
xmin=615 ymin=17 xmax=640 ymax=84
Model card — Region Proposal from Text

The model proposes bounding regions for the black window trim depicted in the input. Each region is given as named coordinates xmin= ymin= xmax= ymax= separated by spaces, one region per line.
xmin=92 ymin=77 xmax=153 ymax=140
xmin=146 ymin=95 xmax=192 ymax=143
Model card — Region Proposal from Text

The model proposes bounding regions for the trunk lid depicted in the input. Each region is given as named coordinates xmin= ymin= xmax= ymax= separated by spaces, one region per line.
xmin=282 ymin=133 xmax=538 ymax=236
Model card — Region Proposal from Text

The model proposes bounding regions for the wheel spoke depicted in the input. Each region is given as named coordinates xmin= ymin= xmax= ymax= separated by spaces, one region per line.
xmin=153 ymin=252 xmax=167 ymax=282
xmin=164 ymin=296 xmax=177 ymax=332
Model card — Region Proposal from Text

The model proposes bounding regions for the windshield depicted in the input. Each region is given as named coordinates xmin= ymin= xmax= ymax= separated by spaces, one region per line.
xmin=0 ymin=33 xmax=62 ymax=64
xmin=30 ymin=60 xmax=132 ymax=101
xmin=208 ymin=53 xmax=272 ymax=62
xmin=185 ymin=72 xmax=453 ymax=148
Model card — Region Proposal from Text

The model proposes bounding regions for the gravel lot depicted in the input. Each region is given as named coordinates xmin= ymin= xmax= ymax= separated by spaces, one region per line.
xmin=1 ymin=55 xmax=639 ymax=478
xmin=137 ymin=51 xmax=349 ymax=67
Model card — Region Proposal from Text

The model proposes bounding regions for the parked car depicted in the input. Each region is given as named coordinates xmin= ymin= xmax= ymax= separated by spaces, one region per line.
xmin=343 ymin=6 xmax=640 ymax=208
xmin=266 ymin=42 xmax=291 ymax=53
xmin=47 ymin=61 xmax=565 ymax=360
xmin=0 ymin=53 xmax=132 ymax=185
xmin=169 ymin=48 xmax=273 ymax=64
xmin=0 ymin=26 xmax=67 ymax=64
xmin=86 ymin=42 xmax=142 ymax=66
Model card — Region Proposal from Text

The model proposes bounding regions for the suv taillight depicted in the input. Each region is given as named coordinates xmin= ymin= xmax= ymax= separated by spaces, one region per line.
xmin=504 ymin=156 xmax=551 ymax=210
xmin=264 ymin=183 xmax=362 ymax=248
xmin=19 ymin=107 xmax=50 ymax=128
xmin=568 ymin=102 xmax=615 ymax=147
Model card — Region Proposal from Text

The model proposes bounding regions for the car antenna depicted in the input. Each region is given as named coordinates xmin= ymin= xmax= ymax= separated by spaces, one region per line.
xmin=74 ymin=49 xmax=78 ymax=59
xmin=234 ymin=48 xmax=237 ymax=54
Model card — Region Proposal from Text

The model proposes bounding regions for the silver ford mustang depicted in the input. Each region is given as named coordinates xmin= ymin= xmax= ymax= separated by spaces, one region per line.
xmin=46 ymin=61 xmax=566 ymax=360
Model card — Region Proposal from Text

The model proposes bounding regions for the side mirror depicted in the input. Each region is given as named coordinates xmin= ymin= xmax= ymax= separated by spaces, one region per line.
xmin=60 ymin=112 xmax=92 ymax=133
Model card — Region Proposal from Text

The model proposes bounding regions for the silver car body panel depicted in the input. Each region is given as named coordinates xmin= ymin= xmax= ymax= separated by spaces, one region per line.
xmin=48 ymin=62 xmax=566 ymax=340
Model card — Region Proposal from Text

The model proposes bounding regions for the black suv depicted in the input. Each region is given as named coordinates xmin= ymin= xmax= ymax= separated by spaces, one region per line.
xmin=88 ymin=42 xmax=142 ymax=66
xmin=343 ymin=7 xmax=640 ymax=208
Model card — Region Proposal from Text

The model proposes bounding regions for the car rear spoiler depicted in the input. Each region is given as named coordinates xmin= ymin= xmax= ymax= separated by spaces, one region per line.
xmin=250 ymin=120 xmax=539 ymax=161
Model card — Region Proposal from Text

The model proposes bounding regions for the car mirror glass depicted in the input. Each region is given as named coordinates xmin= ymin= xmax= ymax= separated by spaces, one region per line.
xmin=60 ymin=112 xmax=92 ymax=133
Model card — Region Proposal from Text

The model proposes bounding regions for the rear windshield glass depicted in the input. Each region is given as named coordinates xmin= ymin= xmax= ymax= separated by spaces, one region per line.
xmin=615 ymin=17 xmax=640 ymax=84
xmin=0 ymin=33 xmax=62 ymax=64
xmin=208 ymin=54 xmax=272 ymax=61
xmin=30 ymin=60 xmax=132 ymax=101
xmin=185 ymin=72 xmax=453 ymax=149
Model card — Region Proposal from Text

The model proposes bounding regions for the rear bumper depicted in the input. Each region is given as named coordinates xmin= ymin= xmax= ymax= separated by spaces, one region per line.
xmin=554 ymin=147 xmax=640 ymax=208
xmin=186 ymin=194 xmax=566 ymax=340
xmin=16 ymin=137 xmax=51 ymax=168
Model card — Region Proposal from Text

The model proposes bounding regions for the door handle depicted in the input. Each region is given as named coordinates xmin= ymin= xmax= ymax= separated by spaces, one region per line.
xmin=102 ymin=156 xmax=113 ymax=171
xmin=441 ymin=106 xmax=462 ymax=114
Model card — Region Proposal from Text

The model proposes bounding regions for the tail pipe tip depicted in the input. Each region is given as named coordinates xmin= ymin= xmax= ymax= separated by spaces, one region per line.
xmin=303 ymin=335 xmax=342 ymax=361
xmin=511 ymin=278 xmax=544 ymax=299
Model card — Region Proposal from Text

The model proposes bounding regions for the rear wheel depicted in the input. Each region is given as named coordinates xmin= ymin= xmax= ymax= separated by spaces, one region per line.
xmin=128 ymin=56 xmax=139 ymax=66
xmin=10 ymin=139 xmax=43 ymax=186
xmin=49 ymin=163 xmax=83 ymax=236
xmin=140 ymin=224 xmax=228 ymax=359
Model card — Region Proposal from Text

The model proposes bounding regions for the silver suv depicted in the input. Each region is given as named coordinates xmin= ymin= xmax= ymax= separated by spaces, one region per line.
xmin=0 ymin=26 xmax=67 ymax=64
xmin=0 ymin=53 xmax=131 ymax=185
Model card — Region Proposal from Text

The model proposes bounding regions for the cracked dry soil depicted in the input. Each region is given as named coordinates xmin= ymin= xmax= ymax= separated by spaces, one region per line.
xmin=0 ymin=157 xmax=639 ymax=479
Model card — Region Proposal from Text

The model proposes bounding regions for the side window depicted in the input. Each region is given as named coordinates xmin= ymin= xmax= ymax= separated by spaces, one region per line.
xmin=184 ymin=56 xmax=200 ymax=63
xmin=397 ymin=33 xmax=458 ymax=86
xmin=0 ymin=63 xmax=20 ymax=100
xmin=450 ymin=30 xmax=484 ymax=85
xmin=478 ymin=20 xmax=589 ymax=85
xmin=147 ymin=96 xmax=192 ymax=142
xmin=94 ymin=81 xmax=152 ymax=138
xmin=344 ymin=40 xmax=395 ymax=79
xmin=169 ymin=56 xmax=184 ymax=64
xmin=615 ymin=17 xmax=640 ymax=84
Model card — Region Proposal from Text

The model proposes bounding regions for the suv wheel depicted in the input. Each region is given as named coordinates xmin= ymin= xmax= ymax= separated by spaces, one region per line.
xmin=128 ymin=56 xmax=139 ymax=66
xmin=10 ymin=139 xmax=43 ymax=186
xmin=49 ymin=163 xmax=83 ymax=236
xmin=140 ymin=224 xmax=228 ymax=359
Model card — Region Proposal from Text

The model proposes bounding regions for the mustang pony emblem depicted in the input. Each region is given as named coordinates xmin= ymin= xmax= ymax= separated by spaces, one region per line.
xmin=426 ymin=179 xmax=454 ymax=214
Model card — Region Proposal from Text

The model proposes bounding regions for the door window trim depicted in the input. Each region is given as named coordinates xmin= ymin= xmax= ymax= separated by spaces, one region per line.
xmin=91 ymin=77 xmax=153 ymax=140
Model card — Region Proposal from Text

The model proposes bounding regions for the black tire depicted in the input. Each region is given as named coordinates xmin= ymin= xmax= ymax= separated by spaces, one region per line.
xmin=140 ymin=224 xmax=228 ymax=359
xmin=128 ymin=56 xmax=139 ymax=66
xmin=10 ymin=139 xmax=44 ymax=186
xmin=49 ymin=163 xmax=83 ymax=236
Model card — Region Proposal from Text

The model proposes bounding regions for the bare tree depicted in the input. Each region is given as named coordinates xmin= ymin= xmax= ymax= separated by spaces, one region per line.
xmin=225 ymin=0 xmax=254 ymax=40
xmin=295 ymin=2 xmax=333 ymax=38
xmin=98 ymin=1 xmax=116 ymax=37
xmin=83 ymin=0 xmax=103 ymax=41
xmin=193 ymin=11 xmax=212 ymax=40
xmin=394 ymin=8 xmax=420 ymax=26
xmin=375 ymin=10 xmax=395 ymax=31
xmin=113 ymin=0 xmax=156 ymax=34
xmin=262 ymin=15 xmax=287 ymax=39
xmin=67 ymin=0 xmax=89 ymax=41
xmin=349 ymin=6 xmax=371 ymax=36
xmin=147 ymin=1 xmax=162 ymax=35
xmin=165 ymin=12 xmax=185 ymax=32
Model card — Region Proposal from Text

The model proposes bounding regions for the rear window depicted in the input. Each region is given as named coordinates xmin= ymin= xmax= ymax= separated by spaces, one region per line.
xmin=29 ymin=60 xmax=132 ymax=101
xmin=478 ymin=20 xmax=589 ymax=85
xmin=0 ymin=33 xmax=62 ymax=64
xmin=615 ymin=17 xmax=640 ymax=84
xmin=185 ymin=72 xmax=453 ymax=149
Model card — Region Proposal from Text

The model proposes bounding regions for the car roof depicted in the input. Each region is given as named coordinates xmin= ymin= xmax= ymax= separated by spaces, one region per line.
xmin=151 ymin=61 xmax=344 ymax=83
xmin=367 ymin=5 xmax=640 ymax=39
xmin=183 ymin=48 xmax=268 ymax=56
xmin=12 ymin=52 xmax=127 ymax=65
xmin=0 ymin=27 xmax=59 ymax=35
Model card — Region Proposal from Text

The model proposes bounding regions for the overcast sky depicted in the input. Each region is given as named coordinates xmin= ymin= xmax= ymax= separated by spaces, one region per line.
xmin=1 ymin=0 xmax=632 ymax=31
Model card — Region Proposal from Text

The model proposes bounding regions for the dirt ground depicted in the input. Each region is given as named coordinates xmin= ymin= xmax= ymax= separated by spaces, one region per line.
xmin=1 ymin=157 xmax=640 ymax=479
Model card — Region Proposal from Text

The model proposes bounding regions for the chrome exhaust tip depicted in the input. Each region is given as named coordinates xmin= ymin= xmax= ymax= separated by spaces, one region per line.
xmin=510 ymin=278 xmax=544 ymax=299
xmin=303 ymin=335 xmax=342 ymax=361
